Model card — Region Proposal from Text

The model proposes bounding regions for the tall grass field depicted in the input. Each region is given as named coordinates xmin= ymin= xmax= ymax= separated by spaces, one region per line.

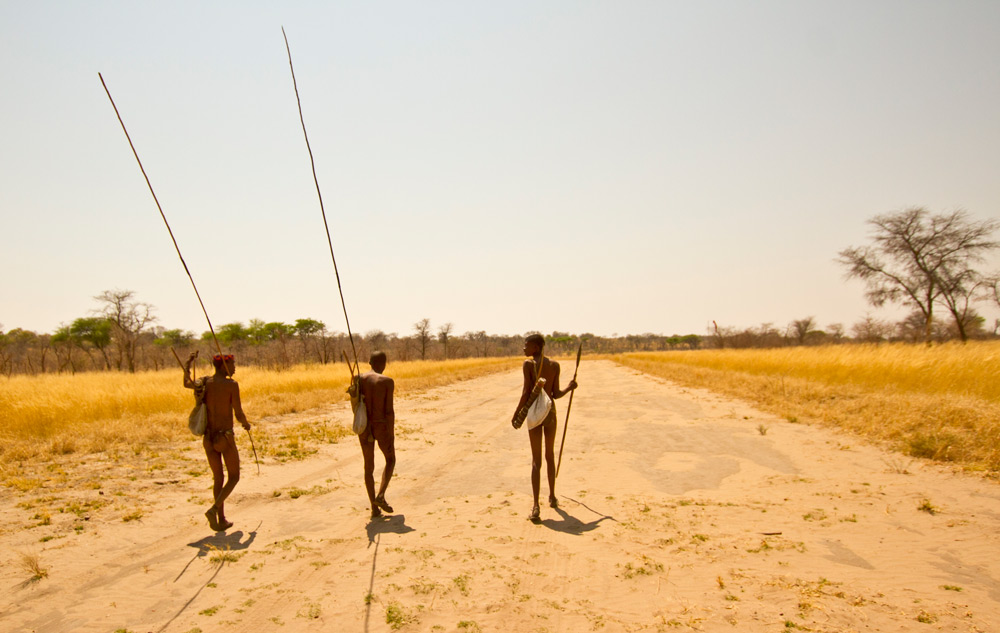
xmin=0 ymin=357 xmax=519 ymax=465
xmin=614 ymin=342 xmax=1000 ymax=472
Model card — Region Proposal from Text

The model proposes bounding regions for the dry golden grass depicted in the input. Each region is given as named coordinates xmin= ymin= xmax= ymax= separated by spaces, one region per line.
xmin=612 ymin=342 xmax=1000 ymax=472
xmin=0 ymin=357 xmax=519 ymax=468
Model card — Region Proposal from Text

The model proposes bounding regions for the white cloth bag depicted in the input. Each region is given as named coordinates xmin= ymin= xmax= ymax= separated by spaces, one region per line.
xmin=524 ymin=357 xmax=553 ymax=429
xmin=349 ymin=376 xmax=367 ymax=435
xmin=188 ymin=403 xmax=207 ymax=436
xmin=188 ymin=377 xmax=207 ymax=436
xmin=524 ymin=387 xmax=552 ymax=429
xmin=352 ymin=396 xmax=367 ymax=435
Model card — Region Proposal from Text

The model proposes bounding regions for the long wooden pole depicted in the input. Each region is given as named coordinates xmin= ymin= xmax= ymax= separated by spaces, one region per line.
xmin=281 ymin=27 xmax=361 ymax=371
xmin=98 ymin=73 xmax=226 ymax=360
xmin=99 ymin=73 xmax=259 ymax=474
xmin=170 ymin=347 xmax=198 ymax=384
xmin=555 ymin=341 xmax=583 ymax=478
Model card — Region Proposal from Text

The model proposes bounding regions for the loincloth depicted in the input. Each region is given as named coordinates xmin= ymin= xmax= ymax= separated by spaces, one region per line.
xmin=203 ymin=429 xmax=235 ymax=453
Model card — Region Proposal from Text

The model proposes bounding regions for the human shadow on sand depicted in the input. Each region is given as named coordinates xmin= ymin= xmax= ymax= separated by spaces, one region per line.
xmin=175 ymin=524 xmax=260 ymax=583
xmin=366 ymin=514 xmax=414 ymax=546
xmin=158 ymin=524 xmax=260 ymax=633
xmin=539 ymin=498 xmax=616 ymax=535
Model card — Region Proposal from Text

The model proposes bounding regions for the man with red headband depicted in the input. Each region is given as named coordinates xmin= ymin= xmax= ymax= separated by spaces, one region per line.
xmin=184 ymin=352 xmax=251 ymax=531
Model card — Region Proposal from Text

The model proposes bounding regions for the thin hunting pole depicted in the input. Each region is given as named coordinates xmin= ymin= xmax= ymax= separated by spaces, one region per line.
xmin=169 ymin=347 xmax=198 ymax=380
xmin=99 ymin=73 xmax=259 ymax=474
xmin=342 ymin=350 xmax=360 ymax=379
xmin=555 ymin=341 xmax=583 ymax=478
xmin=281 ymin=27 xmax=361 ymax=371
xmin=169 ymin=346 xmax=186 ymax=371
xmin=98 ymin=72 xmax=225 ymax=360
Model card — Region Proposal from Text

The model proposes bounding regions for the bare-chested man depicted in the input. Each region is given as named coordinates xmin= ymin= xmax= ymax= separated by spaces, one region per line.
xmin=352 ymin=351 xmax=396 ymax=519
xmin=512 ymin=334 xmax=578 ymax=522
xmin=184 ymin=352 xmax=251 ymax=531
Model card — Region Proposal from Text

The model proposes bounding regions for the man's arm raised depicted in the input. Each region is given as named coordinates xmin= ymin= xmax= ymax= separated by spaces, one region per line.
xmin=183 ymin=352 xmax=198 ymax=389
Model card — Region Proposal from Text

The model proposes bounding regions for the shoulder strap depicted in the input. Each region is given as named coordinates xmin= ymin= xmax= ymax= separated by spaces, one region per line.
xmin=534 ymin=356 xmax=545 ymax=384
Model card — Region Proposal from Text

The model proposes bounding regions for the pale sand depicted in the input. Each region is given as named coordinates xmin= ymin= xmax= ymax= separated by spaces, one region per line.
xmin=2 ymin=360 xmax=999 ymax=632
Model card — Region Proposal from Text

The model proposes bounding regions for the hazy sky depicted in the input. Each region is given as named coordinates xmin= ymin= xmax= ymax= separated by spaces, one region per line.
xmin=2 ymin=1 xmax=999 ymax=338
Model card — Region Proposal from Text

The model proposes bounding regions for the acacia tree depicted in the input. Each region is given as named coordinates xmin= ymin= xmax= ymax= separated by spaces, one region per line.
xmin=93 ymin=290 xmax=156 ymax=372
xmin=156 ymin=328 xmax=196 ymax=348
xmin=49 ymin=317 xmax=113 ymax=373
xmin=71 ymin=317 xmax=113 ymax=369
xmin=896 ymin=311 xmax=932 ymax=343
xmin=215 ymin=322 xmax=249 ymax=357
xmin=50 ymin=326 xmax=78 ymax=373
xmin=789 ymin=316 xmax=818 ymax=346
xmin=261 ymin=322 xmax=293 ymax=366
xmin=438 ymin=322 xmax=453 ymax=359
xmin=246 ymin=319 xmax=269 ymax=346
xmin=838 ymin=208 xmax=999 ymax=343
xmin=937 ymin=269 xmax=991 ymax=342
xmin=851 ymin=315 xmax=891 ymax=342
xmin=414 ymin=318 xmax=432 ymax=360
xmin=2 ymin=328 xmax=39 ymax=373
xmin=465 ymin=330 xmax=488 ymax=357
xmin=939 ymin=282 xmax=987 ymax=341
xmin=827 ymin=323 xmax=845 ymax=342
xmin=365 ymin=329 xmax=387 ymax=354
xmin=294 ymin=318 xmax=326 ymax=363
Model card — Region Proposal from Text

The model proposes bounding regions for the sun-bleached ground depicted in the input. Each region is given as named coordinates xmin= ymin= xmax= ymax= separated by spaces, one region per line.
xmin=1 ymin=361 xmax=998 ymax=632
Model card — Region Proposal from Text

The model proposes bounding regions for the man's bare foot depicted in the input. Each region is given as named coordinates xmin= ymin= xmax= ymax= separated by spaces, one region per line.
xmin=205 ymin=507 xmax=220 ymax=531
xmin=370 ymin=506 xmax=383 ymax=520
xmin=375 ymin=496 xmax=393 ymax=513
xmin=217 ymin=517 xmax=234 ymax=531
xmin=549 ymin=496 xmax=558 ymax=508
xmin=529 ymin=505 xmax=541 ymax=522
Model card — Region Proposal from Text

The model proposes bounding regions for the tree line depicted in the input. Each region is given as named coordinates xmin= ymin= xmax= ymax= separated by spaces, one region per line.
xmin=709 ymin=311 xmax=995 ymax=350
xmin=3 ymin=207 xmax=997 ymax=375
xmin=0 ymin=290 xmax=704 ymax=376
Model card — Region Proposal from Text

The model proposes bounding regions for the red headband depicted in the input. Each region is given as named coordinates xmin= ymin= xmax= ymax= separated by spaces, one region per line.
xmin=213 ymin=354 xmax=234 ymax=362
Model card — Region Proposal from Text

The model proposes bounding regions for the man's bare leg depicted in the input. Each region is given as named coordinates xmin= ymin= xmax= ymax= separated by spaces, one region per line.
xmin=360 ymin=435 xmax=380 ymax=518
xmin=375 ymin=436 xmax=395 ymax=513
xmin=213 ymin=440 xmax=241 ymax=530
xmin=204 ymin=443 xmax=225 ymax=530
xmin=528 ymin=424 xmax=544 ymax=520
xmin=543 ymin=417 xmax=557 ymax=507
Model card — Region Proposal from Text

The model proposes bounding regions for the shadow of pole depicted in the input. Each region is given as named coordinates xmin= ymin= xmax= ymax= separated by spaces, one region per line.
xmin=157 ymin=562 xmax=224 ymax=633
xmin=540 ymin=505 xmax=614 ymax=534
xmin=534 ymin=496 xmax=618 ymax=535
xmin=363 ymin=533 xmax=380 ymax=633
xmin=173 ymin=551 xmax=200 ymax=584
xmin=561 ymin=496 xmax=618 ymax=521
xmin=159 ymin=523 xmax=262 ymax=631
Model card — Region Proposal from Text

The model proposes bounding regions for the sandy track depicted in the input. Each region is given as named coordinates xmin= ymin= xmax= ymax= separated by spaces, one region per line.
xmin=2 ymin=360 xmax=999 ymax=632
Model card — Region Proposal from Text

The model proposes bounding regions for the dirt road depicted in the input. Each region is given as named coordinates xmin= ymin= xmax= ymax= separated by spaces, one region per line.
xmin=2 ymin=361 xmax=998 ymax=632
